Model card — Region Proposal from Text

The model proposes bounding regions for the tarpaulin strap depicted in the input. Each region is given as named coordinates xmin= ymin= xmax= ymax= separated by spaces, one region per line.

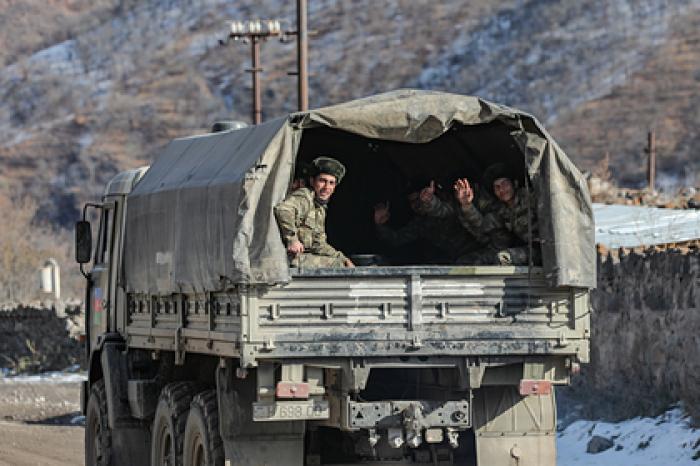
xmin=521 ymin=121 xmax=534 ymax=312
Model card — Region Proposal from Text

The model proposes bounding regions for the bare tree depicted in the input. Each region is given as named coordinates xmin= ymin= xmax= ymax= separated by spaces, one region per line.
xmin=0 ymin=196 xmax=81 ymax=305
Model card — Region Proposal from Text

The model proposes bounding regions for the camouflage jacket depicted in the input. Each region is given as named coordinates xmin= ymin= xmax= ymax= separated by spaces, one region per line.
xmin=421 ymin=195 xmax=513 ymax=249
xmin=274 ymin=187 xmax=347 ymax=261
xmin=376 ymin=214 xmax=478 ymax=262
xmin=459 ymin=187 xmax=539 ymax=245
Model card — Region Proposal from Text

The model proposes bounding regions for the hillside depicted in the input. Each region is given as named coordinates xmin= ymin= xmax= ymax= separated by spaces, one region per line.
xmin=0 ymin=1 xmax=697 ymax=288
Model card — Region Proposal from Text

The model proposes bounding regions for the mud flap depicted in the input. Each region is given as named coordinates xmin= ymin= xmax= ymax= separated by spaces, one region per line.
xmin=217 ymin=361 xmax=305 ymax=466
xmin=101 ymin=340 xmax=135 ymax=428
xmin=472 ymin=386 xmax=556 ymax=466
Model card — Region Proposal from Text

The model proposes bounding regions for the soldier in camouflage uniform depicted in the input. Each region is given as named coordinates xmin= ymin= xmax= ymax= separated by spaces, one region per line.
xmin=419 ymin=180 xmax=513 ymax=264
xmin=455 ymin=163 xmax=540 ymax=265
xmin=374 ymin=186 xmax=481 ymax=264
xmin=420 ymin=165 xmax=540 ymax=266
xmin=288 ymin=161 xmax=312 ymax=193
xmin=274 ymin=157 xmax=354 ymax=269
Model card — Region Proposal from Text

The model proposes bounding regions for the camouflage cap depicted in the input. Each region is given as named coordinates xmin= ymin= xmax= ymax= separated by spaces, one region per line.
xmin=312 ymin=156 xmax=346 ymax=183
xmin=404 ymin=176 xmax=431 ymax=196
xmin=482 ymin=163 xmax=515 ymax=195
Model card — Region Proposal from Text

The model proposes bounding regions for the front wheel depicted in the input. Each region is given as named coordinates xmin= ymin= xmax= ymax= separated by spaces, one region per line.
xmin=183 ymin=390 xmax=224 ymax=466
xmin=85 ymin=380 xmax=113 ymax=466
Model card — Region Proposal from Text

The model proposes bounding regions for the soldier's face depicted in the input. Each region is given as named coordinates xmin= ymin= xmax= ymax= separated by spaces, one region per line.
xmin=407 ymin=192 xmax=421 ymax=212
xmin=312 ymin=173 xmax=337 ymax=201
xmin=493 ymin=177 xmax=514 ymax=204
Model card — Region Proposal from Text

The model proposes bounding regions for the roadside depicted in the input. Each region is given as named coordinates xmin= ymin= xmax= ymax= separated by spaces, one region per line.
xmin=0 ymin=372 xmax=84 ymax=466
xmin=0 ymin=421 xmax=83 ymax=466
xmin=0 ymin=369 xmax=699 ymax=465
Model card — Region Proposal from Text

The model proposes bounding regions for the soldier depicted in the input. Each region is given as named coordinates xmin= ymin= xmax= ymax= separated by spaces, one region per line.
xmin=451 ymin=163 xmax=540 ymax=265
xmin=374 ymin=182 xmax=480 ymax=264
xmin=288 ymin=161 xmax=312 ymax=193
xmin=274 ymin=157 xmax=354 ymax=268
xmin=418 ymin=178 xmax=512 ymax=264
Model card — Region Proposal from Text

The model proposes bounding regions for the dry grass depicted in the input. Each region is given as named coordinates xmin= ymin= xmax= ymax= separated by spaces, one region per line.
xmin=0 ymin=194 xmax=82 ymax=304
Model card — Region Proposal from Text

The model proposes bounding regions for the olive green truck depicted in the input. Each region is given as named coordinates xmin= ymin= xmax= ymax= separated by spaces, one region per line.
xmin=76 ymin=90 xmax=594 ymax=466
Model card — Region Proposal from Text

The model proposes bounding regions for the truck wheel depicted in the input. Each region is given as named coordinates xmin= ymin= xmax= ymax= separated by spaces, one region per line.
xmin=151 ymin=382 xmax=201 ymax=466
xmin=183 ymin=390 xmax=224 ymax=466
xmin=85 ymin=380 xmax=113 ymax=466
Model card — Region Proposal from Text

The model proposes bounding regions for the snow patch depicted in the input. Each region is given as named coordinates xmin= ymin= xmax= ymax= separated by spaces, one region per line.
xmin=0 ymin=368 xmax=86 ymax=385
xmin=558 ymin=406 xmax=700 ymax=465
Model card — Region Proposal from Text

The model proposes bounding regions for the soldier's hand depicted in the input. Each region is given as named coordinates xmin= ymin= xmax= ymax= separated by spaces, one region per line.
xmin=454 ymin=178 xmax=474 ymax=206
xmin=344 ymin=258 xmax=355 ymax=268
xmin=374 ymin=202 xmax=390 ymax=224
xmin=287 ymin=240 xmax=305 ymax=256
xmin=419 ymin=180 xmax=436 ymax=204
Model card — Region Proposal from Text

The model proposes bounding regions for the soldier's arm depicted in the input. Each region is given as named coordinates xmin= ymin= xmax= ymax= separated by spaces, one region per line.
xmin=459 ymin=204 xmax=504 ymax=237
xmin=489 ymin=228 xmax=516 ymax=250
xmin=420 ymin=196 xmax=456 ymax=218
xmin=376 ymin=218 xmax=422 ymax=247
xmin=314 ymin=231 xmax=348 ymax=261
xmin=273 ymin=191 xmax=311 ymax=246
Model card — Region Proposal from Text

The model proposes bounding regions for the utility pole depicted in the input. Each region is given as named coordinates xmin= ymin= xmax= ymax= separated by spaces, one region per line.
xmin=251 ymin=37 xmax=262 ymax=124
xmin=221 ymin=20 xmax=283 ymax=124
xmin=221 ymin=1 xmax=311 ymax=123
xmin=296 ymin=0 xmax=309 ymax=111
xmin=646 ymin=129 xmax=656 ymax=191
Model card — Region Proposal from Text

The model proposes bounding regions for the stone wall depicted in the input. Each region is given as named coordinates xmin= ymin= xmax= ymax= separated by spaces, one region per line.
xmin=565 ymin=247 xmax=700 ymax=421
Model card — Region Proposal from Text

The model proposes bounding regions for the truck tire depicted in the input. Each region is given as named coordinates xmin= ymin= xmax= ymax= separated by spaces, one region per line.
xmin=151 ymin=382 xmax=201 ymax=466
xmin=183 ymin=390 xmax=224 ymax=466
xmin=85 ymin=380 xmax=113 ymax=466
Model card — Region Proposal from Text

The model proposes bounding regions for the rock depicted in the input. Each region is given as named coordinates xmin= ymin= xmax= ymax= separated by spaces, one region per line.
xmin=587 ymin=435 xmax=614 ymax=454
xmin=0 ymin=305 xmax=83 ymax=374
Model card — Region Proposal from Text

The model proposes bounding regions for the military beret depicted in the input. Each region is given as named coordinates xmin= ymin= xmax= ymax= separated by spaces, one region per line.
xmin=311 ymin=156 xmax=346 ymax=183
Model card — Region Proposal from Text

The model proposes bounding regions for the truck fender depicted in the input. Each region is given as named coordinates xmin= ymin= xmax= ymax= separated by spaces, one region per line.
xmin=100 ymin=341 xmax=135 ymax=429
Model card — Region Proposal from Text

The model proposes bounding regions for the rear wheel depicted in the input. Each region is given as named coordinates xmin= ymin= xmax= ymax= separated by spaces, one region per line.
xmin=183 ymin=390 xmax=224 ymax=466
xmin=85 ymin=380 xmax=113 ymax=466
xmin=151 ymin=382 xmax=201 ymax=466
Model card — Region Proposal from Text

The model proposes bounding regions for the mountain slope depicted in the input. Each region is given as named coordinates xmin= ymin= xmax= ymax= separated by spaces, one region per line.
xmin=0 ymin=0 xmax=697 ymax=227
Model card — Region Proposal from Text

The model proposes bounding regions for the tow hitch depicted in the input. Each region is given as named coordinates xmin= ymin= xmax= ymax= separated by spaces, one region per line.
xmin=348 ymin=399 xmax=471 ymax=450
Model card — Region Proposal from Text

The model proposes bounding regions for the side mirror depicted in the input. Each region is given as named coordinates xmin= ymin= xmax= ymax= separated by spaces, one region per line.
xmin=75 ymin=220 xmax=92 ymax=264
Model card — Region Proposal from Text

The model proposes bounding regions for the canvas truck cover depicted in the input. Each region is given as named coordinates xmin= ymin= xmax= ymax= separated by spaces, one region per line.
xmin=124 ymin=89 xmax=595 ymax=294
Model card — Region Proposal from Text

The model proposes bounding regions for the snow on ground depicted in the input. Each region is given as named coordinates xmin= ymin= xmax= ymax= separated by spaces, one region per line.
xmin=558 ymin=406 xmax=700 ymax=465
xmin=0 ymin=366 xmax=86 ymax=385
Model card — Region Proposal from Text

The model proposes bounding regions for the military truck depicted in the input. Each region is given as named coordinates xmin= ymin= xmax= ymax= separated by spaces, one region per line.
xmin=75 ymin=90 xmax=594 ymax=466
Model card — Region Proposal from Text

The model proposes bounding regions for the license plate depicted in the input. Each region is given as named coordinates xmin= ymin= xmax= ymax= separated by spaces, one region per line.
xmin=252 ymin=399 xmax=330 ymax=421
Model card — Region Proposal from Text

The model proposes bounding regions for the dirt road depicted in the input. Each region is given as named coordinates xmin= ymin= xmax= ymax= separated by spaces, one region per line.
xmin=0 ymin=421 xmax=82 ymax=466
xmin=0 ymin=374 xmax=83 ymax=466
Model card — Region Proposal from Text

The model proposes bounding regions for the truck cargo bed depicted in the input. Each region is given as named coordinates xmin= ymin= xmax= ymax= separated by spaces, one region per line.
xmin=125 ymin=266 xmax=589 ymax=366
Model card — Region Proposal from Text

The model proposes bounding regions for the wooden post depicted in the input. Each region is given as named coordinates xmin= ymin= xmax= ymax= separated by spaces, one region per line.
xmin=647 ymin=130 xmax=656 ymax=191
xmin=251 ymin=37 xmax=262 ymax=124
xmin=296 ymin=0 xmax=309 ymax=111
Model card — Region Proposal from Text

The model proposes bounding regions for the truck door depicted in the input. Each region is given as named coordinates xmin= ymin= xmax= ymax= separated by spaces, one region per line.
xmin=89 ymin=201 xmax=115 ymax=349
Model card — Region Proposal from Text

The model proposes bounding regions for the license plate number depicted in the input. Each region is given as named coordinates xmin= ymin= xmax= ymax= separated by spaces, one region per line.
xmin=252 ymin=400 xmax=329 ymax=421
